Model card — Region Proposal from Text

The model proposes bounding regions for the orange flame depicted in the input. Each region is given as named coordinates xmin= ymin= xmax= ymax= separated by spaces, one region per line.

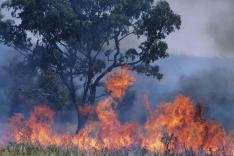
xmin=141 ymin=96 xmax=228 ymax=154
xmin=5 ymin=67 xmax=234 ymax=154
xmin=9 ymin=105 xmax=71 ymax=147
xmin=105 ymin=66 xmax=135 ymax=98
xmin=96 ymin=97 xmax=136 ymax=149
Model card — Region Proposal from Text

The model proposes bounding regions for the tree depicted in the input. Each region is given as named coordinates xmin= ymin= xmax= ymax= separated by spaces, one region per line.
xmin=0 ymin=56 xmax=69 ymax=116
xmin=0 ymin=0 xmax=181 ymax=132
xmin=0 ymin=57 xmax=38 ymax=116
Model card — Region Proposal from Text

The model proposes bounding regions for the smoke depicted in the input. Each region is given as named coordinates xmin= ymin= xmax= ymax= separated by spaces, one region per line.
xmin=125 ymin=55 xmax=234 ymax=130
xmin=0 ymin=47 xmax=15 ymax=118
xmin=175 ymin=67 xmax=234 ymax=130
xmin=166 ymin=0 xmax=234 ymax=56
xmin=207 ymin=0 xmax=234 ymax=54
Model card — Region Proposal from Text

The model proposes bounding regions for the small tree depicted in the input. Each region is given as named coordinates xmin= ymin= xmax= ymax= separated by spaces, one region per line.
xmin=0 ymin=0 xmax=181 ymax=132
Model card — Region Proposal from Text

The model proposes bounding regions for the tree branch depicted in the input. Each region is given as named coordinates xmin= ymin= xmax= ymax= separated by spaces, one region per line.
xmin=93 ymin=58 xmax=142 ymax=86
xmin=118 ymin=32 xmax=134 ymax=42
xmin=93 ymin=32 xmax=133 ymax=86
xmin=93 ymin=41 xmax=106 ymax=61
xmin=15 ymin=48 xmax=28 ymax=58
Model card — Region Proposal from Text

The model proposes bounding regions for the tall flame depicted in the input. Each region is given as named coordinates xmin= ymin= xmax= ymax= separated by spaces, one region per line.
xmin=4 ymin=67 xmax=234 ymax=154
xmin=141 ymin=96 xmax=228 ymax=154
xmin=105 ymin=66 xmax=135 ymax=98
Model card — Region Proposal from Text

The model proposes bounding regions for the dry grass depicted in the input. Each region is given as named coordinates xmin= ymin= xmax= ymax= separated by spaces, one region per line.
xmin=0 ymin=144 xmax=162 ymax=156
xmin=1 ymin=144 xmax=222 ymax=156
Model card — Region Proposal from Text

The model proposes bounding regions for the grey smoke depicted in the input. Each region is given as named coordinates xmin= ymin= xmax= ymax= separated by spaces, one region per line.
xmin=207 ymin=0 xmax=234 ymax=54
xmin=175 ymin=67 xmax=234 ymax=130
xmin=167 ymin=0 xmax=234 ymax=56
xmin=125 ymin=55 xmax=234 ymax=130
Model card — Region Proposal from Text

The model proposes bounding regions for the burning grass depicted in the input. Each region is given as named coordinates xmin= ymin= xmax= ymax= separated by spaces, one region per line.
xmin=2 ymin=67 xmax=234 ymax=155
xmin=6 ymin=96 xmax=234 ymax=155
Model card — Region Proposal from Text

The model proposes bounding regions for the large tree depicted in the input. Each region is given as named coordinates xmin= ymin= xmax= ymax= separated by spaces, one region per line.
xmin=0 ymin=0 xmax=181 ymax=131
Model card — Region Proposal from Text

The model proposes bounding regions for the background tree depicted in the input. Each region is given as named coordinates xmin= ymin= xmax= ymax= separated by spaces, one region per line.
xmin=0 ymin=56 xmax=70 ymax=117
xmin=0 ymin=0 xmax=181 ymax=132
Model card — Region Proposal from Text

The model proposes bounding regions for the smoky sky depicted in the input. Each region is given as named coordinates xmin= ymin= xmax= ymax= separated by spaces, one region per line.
xmin=167 ymin=0 xmax=234 ymax=57
xmin=128 ymin=55 xmax=234 ymax=130
xmin=207 ymin=0 xmax=234 ymax=54
xmin=175 ymin=67 xmax=234 ymax=130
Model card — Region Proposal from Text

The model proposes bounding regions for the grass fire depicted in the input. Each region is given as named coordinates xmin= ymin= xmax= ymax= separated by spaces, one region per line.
xmin=0 ymin=0 xmax=234 ymax=155
xmin=0 ymin=67 xmax=233 ymax=155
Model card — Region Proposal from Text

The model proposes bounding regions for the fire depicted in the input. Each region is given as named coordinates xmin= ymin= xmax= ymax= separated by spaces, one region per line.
xmin=105 ymin=66 xmax=135 ymax=98
xmin=141 ymin=96 xmax=228 ymax=154
xmin=96 ymin=97 xmax=136 ymax=149
xmin=9 ymin=105 xmax=71 ymax=147
xmin=56 ymin=97 xmax=137 ymax=151
xmin=4 ymin=67 xmax=234 ymax=154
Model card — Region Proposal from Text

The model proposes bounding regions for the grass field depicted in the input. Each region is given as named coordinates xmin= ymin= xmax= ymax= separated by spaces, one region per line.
xmin=2 ymin=144 xmax=228 ymax=156
xmin=0 ymin=144 xmax=162 ymax=156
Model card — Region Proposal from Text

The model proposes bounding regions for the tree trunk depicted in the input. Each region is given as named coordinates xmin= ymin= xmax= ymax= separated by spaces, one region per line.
xmin=76 ymin=112 xmax=88 ymax=133
xmin=89 ymin=85 xmax=97 ymax=104
xmin=72 ymin=96 xmax=88 ymax=133
xmin=68 ymin=84 xmax=86 ymax=134
xmin=76 ymin=85 xmax=97 ymax=133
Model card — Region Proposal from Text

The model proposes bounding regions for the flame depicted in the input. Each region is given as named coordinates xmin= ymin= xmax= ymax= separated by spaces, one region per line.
xmin=105 ymin=66 xmax=135 ymax=98
xmin=4 ymin=67 xmax=234 ymax=154
xmin=71 ymin=98 xmax=137 ymax=151
xmin=9 ymin=105 xmax=71 ymax=147
xmin=141 ymin=96 xmax=228 ymax=154
xmin=96 ymin=97 xmax=136 ymax=149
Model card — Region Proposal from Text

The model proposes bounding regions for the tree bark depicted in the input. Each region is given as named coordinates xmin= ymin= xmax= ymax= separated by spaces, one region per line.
xmin=76 ymin=84 xmax=97 ymax=133
xmin=89 ymin=84 xmax=97 ymax=104
xmin=76 ymin=111 xmax=88 ymax=133
xmin=69 ymin=89 xmax=86 ymax=134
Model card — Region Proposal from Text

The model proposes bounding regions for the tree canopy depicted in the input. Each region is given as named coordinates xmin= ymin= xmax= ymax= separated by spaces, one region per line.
xmin=0 ymin=0 xmax=181 ymax=131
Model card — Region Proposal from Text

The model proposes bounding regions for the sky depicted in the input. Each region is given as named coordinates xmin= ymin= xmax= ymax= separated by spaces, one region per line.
xmin=167 ymin=0 xmax=234 ymax=57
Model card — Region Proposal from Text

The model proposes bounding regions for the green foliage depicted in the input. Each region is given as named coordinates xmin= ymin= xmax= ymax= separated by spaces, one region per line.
xmin=0 ymin=57 xmax=36 ymax=114
xmin=137 ymin=1 xmax=181 ymax=64
xmin=134 ymin=64 xmax=163 ymax=80
xmin=37 ymin=68 xmax=70 ymax=110
xmin=0 ymin=9 xmax=32 ymax=53
xmin=2 ymin=0 xmax=79 ymax=42
xmin=2 ymin=58 xmax=69 ymax=113
xmin=0 ymin=0 xmax=181 ymax=110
